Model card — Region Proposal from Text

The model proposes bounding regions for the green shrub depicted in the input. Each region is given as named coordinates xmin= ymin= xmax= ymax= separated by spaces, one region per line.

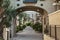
xmin=16 ymin=25 xmax=26 ymax=32
xmin=16 ymin=26 xmax=20 ymax=32
xmin=26 ymin=22 xmax=31 ymax=26
xmin=4 ymin=21 xmax=11 ymax=28
xmin=22 ymin=25 xmax=26 ymax=29
xmin=32 ymin=22 xmax=42 ymax=33
xmin=0 ymin=37 xmax=3 ymax=40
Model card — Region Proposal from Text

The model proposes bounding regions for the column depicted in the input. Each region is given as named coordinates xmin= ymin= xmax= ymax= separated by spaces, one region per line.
xmin=11 ymin=17 xmax=16 ymax=40
xmin=46 ymin=16 xmax=49 ymax=31
xmin=42 ymin=15 xmax=45 ymax=40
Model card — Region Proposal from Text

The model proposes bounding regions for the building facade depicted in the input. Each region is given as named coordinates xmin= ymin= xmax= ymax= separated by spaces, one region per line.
xmin=0 ymin=0 xmax=60 ymax=40
xmin=49 ymin=10 xmax=60 ymax=25
xmin=9 ymin=0 xmax=57 ymax=14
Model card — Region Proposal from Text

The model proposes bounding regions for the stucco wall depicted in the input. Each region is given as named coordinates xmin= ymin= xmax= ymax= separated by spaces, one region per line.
xmin=10 ymin=0 xmax=56 ymax=14
xmin=48 ymin=10 xmax=60 ymax=40
xmin=49 ymin=10 xmax=60 ymax=25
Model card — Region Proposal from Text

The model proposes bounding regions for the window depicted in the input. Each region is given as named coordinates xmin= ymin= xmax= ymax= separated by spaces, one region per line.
xmin=40 ymin=0 xmax=45 ymax=1
xmin=41 ymin=4 xmax=43 ymax=6
xmin=17 ymin=4 xmax=20 ymax=6
xmin=17 ymin=0 xmax=20 ymax=1
xmin=23 ymin=0 xmax=37 ymax=3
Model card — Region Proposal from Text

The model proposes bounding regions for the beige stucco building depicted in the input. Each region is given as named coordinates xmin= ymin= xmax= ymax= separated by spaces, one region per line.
xmin=49 ymin=10 xmax=60 ymax=25
xmin=48 ymin=10 xmax=60 ymax=40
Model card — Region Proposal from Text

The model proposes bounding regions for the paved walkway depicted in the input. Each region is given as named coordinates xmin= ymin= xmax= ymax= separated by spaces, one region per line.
xmin=44 ymin=34 xmax=55 ymax=40
xmin=13 ymin=26 xmax=43 ymax=40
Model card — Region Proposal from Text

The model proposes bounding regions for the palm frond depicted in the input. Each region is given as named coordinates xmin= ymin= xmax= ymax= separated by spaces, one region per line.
xmin=2 ymin=0 xmax=10 ymax=9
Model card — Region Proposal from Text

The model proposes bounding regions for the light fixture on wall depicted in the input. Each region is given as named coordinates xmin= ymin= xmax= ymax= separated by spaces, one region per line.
xmin=17 ymin=4 xmax=20 ymax=6
xmin=41 ymin=4 xmax=43 ymax=6
xmin=37 ymin=9 xmax=39 ymax=11
xmin=53 ymin=3 xmax=57 ymax=6
xmin=53 ymin=1 xmax=60 ymax=6
xmin=20 ymin=9 xmax=22 ymax=11
xmin=17 ymin=0 xmax=20 ymax=1
xmin=52 ymin=1 xmax=57 ymax=6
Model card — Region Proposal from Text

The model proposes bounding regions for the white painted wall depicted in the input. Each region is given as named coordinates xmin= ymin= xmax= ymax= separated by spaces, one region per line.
xmin=3 ymin=28 xmax=10 ymax=40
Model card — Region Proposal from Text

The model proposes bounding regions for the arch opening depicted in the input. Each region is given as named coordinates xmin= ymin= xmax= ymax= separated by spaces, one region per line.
xmin=10 ymin=6 xmax=49 ymax=40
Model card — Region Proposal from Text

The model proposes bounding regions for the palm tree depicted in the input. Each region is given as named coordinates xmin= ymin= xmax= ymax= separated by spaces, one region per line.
xmin=0 ymin=0 xmax=10 ymax=16
xmin=3 ymin=7 xmax=17 ymax=28
xmin=0 ymin=0 xmax=10 ymax=38
xmin=0 ymin=0 xmax=3 ymax=6
xmin=0 ymin=0 xmax=17 ymax=27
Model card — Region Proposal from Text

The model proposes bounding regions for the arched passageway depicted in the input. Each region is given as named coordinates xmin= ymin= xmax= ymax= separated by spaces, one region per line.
xmin=16 ymin=6 xmax=48 ymax=28
xmin=11 ymin=6 xmax=48 ymax=40
xmin=16 ymin=6 xmax=48 ymax=31
xmin=16 ymin=6 xmax=48 ymax=15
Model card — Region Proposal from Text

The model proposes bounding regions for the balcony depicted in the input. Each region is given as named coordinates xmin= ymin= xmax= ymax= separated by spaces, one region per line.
xmin=23 ymin=0 xmax=37 ymax=4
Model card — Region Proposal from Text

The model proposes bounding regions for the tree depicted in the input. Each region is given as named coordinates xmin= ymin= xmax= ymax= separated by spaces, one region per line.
xmin=0 ymin=0 xmax=10 ymax=38
xmin=0 ymin=0 xmax=10 ymax=17
xmin=3 ymin=7 xmax=17 ymax=27
xmin=18 ymin=12 xmax=28 ymax=25
xmin=0 ymin=0 xmax=3 ymax=6
xmin=2 ymin=0 xmax=10 ymax=9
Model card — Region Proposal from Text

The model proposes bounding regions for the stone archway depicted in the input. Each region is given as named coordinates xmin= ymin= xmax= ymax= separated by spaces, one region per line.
xmin=11 ymin=6 xmax=48 ymax=40
xmin=16 ymin=6 xmax=48 ymax=15
xmin=16 ymin=6 xmax=48 ymax=30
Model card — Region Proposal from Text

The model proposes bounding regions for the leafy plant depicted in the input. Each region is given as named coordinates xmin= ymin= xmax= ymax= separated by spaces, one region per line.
xmin=0 ymin=0 xmax=3 ymax=6
xmin=2 ymin=0 xmax=10 ymax=9
xmin=16 ymin=25 xmax=26 ymax=32
xmin=0 ymin=37 xmax=3 ymax=40
xmin=22 ymin=25 xmax=26 ymax=29
xmin=18 ymin=12 xmax=29 ymax=25
xmin=26 ymin=22 xmax=32 ymax=26
xmin=3 ymin=8 xmax=17 ymax=28
xmin=0 ymin=0 xmax=13 ymax=28
xmin=32 ymin=22 xmax=42 ymax=33
xmin=16 ymin=26 xmax=21 ymax=32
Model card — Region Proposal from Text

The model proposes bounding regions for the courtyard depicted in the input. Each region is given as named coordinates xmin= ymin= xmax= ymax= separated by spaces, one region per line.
xmin=0 ymin=0 xmax=60 ymax=40
xmin=12 ymin=26 xmax=43 ymax=40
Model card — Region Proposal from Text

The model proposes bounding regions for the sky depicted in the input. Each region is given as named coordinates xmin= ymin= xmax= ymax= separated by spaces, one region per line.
xmin=23 ymin=11 xmax=39 ymax=19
